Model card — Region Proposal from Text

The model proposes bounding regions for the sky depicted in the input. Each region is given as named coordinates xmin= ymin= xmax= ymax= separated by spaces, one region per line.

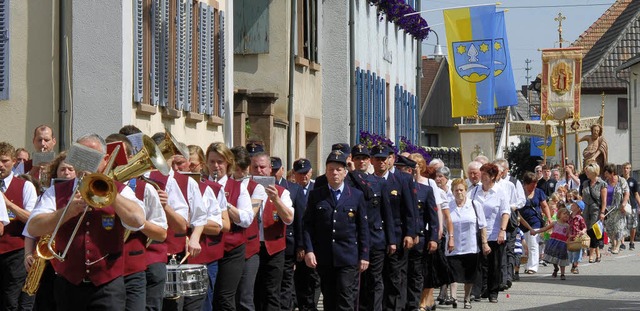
xmin=419 ymin=0 xmax=616 ymax=88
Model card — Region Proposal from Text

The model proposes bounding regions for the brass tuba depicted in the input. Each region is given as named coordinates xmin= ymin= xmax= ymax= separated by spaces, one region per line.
xmin=157 ymin=130 xmax=190 ymax=161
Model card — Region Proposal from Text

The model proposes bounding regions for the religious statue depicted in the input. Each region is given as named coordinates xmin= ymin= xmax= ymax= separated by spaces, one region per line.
xmin=580 ymin=124 xmax=608 ymax=171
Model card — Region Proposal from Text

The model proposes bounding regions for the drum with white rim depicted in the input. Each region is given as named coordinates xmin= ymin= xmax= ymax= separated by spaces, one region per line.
xmin=164 ymin=264 xmax=208 ymax=298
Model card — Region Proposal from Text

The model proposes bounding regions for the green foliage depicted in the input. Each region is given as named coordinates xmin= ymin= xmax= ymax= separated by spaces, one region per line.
xmin=506 ymin=138 xmax=542 ymax=179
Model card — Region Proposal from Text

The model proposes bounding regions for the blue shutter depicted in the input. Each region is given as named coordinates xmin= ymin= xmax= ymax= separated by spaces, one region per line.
xmin=151 ymin=0 xmax=162 ymax=105
xmin=208 ymin=7 xmax=215 ymax=115
xmin=198 ymin=2 xmax=208 ymax=114
xmin=218 ymin=11 xmax=226 ymax=117
xmin=133 ymin=0 xmax=144 ymax=103
xmin=185 ymin=0 xmax=193 ymax=111
xmin=160 ymin=0 xmax=169 ymax=107
xmin=175 ymin=0 xmax=185 ymax=110
xmin=412 ymin=94 xmax=417 ymax=143
xmin=355 ymin=68 xmax=362 ymax=138
xmin=381 ymin=78 xmax=386 ymax=136
xmin=394 ymin=84 xmax=399 ymax=143
xmin=0 ymin=0 xmax=8 ymax=100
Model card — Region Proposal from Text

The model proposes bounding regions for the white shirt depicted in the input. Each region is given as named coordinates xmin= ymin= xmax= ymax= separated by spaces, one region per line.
xmin=0 ymin=195 xmax=8 ymax=225
xmin=135 ymin=181 xmax=168 ymax=229
xmin=184 ymin=175 xmax=208 ymax=227
xmin=201 ymin=183 xmax=224 ymax=228
xmin=239 ymin=177 xmax=294 ymax=240
xmin=213 ymin=175 xmax=254 ymax=228
xmin=2 ymin=173 xmax=38 ymax=212
xmin=446 ymin=198 xmax=487 ymax=256
xmin=27 ymin=178 xmax=146 ymax=237
xmin=157 ymin=172 xmax=190 ymax=225
xmin=496 ymin=177 xmax=525 ymax=210
xmin=468 ymin=183 xmax=510 ymax=241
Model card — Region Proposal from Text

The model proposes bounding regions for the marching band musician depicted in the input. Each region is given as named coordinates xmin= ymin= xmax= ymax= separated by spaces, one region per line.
xmin=206 ymin=142 xmax=254 ymax=311
xmin=23 ymin=125 xmax=57 ymax=178
xmin=0 ymin=142 xmax=38 ymax=310
xmin=26 ymin=133 xmax=146 ymax=311
xmin=232 ymin=146 xmax=266 ymax=311
xmin=24 ymin=151 xmax=75 ymax=311
xmin=186 ymin=145 xmax=229 ymax=311
xmin=250 ymin=152 xmax=294 ymax=311
xmin=105 ymin=134 xmax=169 ymax=311
xmin=164 ymin=142 xmax=209 ymax=311
xmin=271 ymin=157 xmax=306 ymax=311
xmin=142 ymin=131 xmax=192 ymax=311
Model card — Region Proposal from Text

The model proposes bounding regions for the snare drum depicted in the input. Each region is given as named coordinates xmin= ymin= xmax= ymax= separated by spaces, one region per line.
xmin=164 ymin=264 xmax=208 ymax=298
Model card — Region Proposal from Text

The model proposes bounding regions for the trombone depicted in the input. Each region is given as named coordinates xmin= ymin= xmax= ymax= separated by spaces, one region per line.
xmin=47 ymin=135 xmax=170 ymax=261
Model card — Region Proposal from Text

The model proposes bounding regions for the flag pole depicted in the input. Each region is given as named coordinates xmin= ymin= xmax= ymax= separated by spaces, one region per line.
xmin=404 ymin=2 xmax=501 ymax=17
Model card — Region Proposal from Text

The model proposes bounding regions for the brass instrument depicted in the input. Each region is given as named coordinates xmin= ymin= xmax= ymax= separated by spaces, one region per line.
xmin=49 ymin=135 xmax=170 ymax=261
xmin=22 ymin=235 xmax=55 ymax=295
xmin=157 ymin=130 xmax=190 ymax=161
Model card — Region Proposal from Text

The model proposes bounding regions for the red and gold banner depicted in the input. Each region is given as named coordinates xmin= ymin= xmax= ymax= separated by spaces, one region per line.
xmin=541 ymin=48 xmax=583 ymax=119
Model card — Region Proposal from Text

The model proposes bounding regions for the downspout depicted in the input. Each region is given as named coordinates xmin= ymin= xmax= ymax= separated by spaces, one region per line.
xmin=287 ymin=0 xmax=296 ymax=170
xmin=615 ymin=69 xmax=631 ymax=163
xmin=58 ymin=0 xmax=67 ymax=151
xmin=349 ymin=0 xmax=356 ymax=145
xmin=415 ymin=1 xmax=421 ymax=146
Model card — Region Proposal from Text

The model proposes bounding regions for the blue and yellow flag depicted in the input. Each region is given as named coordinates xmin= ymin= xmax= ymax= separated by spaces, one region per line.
xmin=444 ymin=5 xmax=496 ymax=118
xmin=493 ymin=11 xmax=517 ymax=108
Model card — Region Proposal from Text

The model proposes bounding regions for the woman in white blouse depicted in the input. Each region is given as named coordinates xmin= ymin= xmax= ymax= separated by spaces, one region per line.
xmin=446 ymin=179 xmax=489 ymax=309
xmin=467 ymin=163 xmax=510 ymax=304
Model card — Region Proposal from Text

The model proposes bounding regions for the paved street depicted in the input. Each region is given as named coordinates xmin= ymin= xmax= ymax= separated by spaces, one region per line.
xmin=456 ymin=250 xmax=640 ymax=310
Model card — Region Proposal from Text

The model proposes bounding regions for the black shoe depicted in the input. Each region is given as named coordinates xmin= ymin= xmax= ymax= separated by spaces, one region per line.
xmin=621 ymin=243 xmax=626 ymax=250
xmin=480 ymin=292 xmax=489 ymax=299
xmin=506 ymin=280 xmax=512 ymax=288
xmin=489 ymin=297 xmax=498 ymax=303
xmin=499 ymin=284 xmax=508 ymax=291
xmin=630 ymin=242 xmax=635 ymax=250
xmin=513 ymin=273 xmax=520 ymax=281
xmin=470 ymin=295 xmax=481 ymax=302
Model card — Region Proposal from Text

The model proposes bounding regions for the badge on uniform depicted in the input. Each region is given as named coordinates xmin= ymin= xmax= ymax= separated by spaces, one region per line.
xmin=7 ymin=209 xmax=15 ymax=221
xmin=418 ymin=202 xmax=423 ymax=209
xmin=348 ymin=210 xmax=355 ymax=218
xmin=391 ymin=190 xmax=398 ymax=196
xmin=273 ymin=211 xmax=280 ymax=222
xmin=102 ymin=215 xmax=115 ymax=230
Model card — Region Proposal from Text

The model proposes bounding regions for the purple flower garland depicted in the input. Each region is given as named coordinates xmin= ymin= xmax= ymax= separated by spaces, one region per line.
xmin=368 ymin=0 xmax=430 ymax=40
xmin=359 ymin=130 xmax=431 ymax=163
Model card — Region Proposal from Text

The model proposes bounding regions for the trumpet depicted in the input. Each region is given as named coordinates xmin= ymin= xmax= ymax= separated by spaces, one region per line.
xmin=22 ymin=235 xmax=55 ymax=295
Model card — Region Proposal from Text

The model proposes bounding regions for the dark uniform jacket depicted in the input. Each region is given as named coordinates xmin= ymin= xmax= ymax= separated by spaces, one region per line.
xmin=303 ymin=184 xmax=370 ymax=267
xmin=277 ymin=178 xmax=306 ymax=256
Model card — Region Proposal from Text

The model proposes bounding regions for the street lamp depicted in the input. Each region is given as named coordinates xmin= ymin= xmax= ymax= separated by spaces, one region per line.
xmin=425 ymin=29 xmax=445 ymax=60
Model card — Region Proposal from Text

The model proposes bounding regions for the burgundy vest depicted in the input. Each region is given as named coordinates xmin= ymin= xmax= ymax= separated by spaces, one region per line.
xmin=145 ymin=172 xmax=170 ymax=266
xmin=244 ymin=180 xmax=260 ymax=259
xmin=223 ymin=178 xmax=245 ymax=252
xmin=0 ymin=177 xmax=26 ymax=253
xmin=189 ymin=180 xmax=224 ymax=265
xmin=124 ymin=179 xmax=148 ymax=276
xmin=262 ymin=185 xmax=287 ymax=255
xmin=165 ymin=172 xmax=190 ymax=255
xmin=51 ymin=179 xmax=127 ymax=286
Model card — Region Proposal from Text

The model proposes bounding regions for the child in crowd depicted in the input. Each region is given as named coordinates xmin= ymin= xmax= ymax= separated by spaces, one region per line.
xmin=535 ymin=207 xmax=571 ymax=280
xmin=513 ymin=227 xmax=528 ymax=281
xmin=568 ymin=200 xmax=587 ymax=274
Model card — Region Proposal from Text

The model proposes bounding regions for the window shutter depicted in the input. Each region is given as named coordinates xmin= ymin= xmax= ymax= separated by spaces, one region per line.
xmin=133 ymin=0 xmax=144 ymax=103
xmin=160 ymin=0 xmax=170 ymax=107
xmin=355 ymin=68 xmax=362 ymax=137
xmin=372 ymin=73 xmax=377 ymax=134
xmin=185 ymin=0 xmax=193 ymax=111
xmin=175 ymin=0 xmax=185 ymax=110
xmin=381 ymin=78 xmax=386 ymax=136
xmin=0 ymin=0 xmax=9 ymax=100
xmin=198 ymin=2 xmax=209 ymax=114
xmin=218 ymin=11 xmax=226 ymax=117
xmin=394 ymin=84 xmax=400 ymax=143
xmin=151 ymin=0 xmax=162 ymax=105
xmin=618 ymin=97 xmax=628 ymax=130
xmin=208 ymin=7 xmax=215 ymax=115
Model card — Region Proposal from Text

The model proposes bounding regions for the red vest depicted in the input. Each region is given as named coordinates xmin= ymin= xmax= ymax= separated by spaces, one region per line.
xmin=262 ymin=185 xmax=287 ymax=256
xmin=189 ymin=180 xmax=224 ymax=265
xmin=145 ymin=172 xmax=169 ymax=266
xmin=51 ymin=179 xmax=127 ymax=286
xmin=223 ymin=178 xmax=246 ymax=252
xmin=165 ymin=172 xmax=189 ymax=255
xmin=124 ymin=179 xmax=148 ymax=276
xmin=0 ymin=177 xmax=26 ymax=253
xmin=244 ymin=180 xmax=260 ymax=259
